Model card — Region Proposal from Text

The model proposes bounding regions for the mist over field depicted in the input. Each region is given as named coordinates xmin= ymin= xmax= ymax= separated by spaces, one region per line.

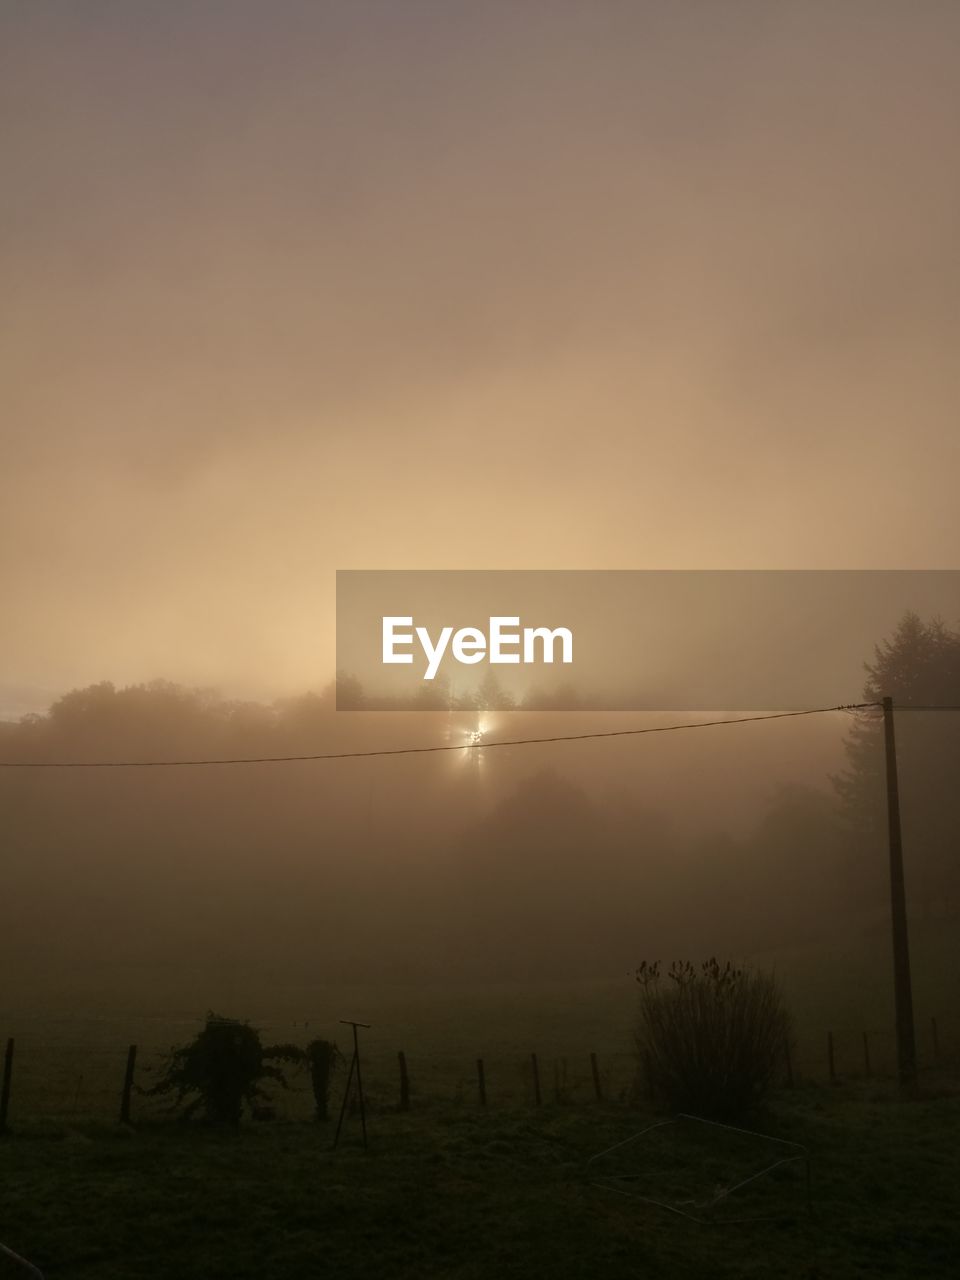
xmin=1 ymin=657 xmax=956 ymax=1027
xmin=0 ymin=0 xmax=957 ymax=1112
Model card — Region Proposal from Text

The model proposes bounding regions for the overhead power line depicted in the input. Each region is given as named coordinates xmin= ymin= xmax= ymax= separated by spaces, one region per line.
xmin=0 ymin=703 xmax=881 ymax=769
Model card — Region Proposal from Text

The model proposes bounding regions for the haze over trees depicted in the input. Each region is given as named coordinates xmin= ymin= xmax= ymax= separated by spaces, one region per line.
xmin=0 ymin=614 xmax=957 ymax=999
xmin=832 ymin=613 xmax=960 ymax=918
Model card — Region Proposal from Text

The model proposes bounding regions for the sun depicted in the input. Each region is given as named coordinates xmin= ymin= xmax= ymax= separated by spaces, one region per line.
xmin=443 ymin=709 xmax=497 ymax=777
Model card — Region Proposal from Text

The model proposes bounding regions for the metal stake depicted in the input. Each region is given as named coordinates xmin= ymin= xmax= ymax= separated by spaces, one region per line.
xmin=333 ymin=1020 xmax=371 ymax=1150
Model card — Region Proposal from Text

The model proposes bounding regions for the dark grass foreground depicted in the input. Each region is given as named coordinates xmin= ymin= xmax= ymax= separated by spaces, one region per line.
xmin=1 ymin=1086 xmax=958 ymax=1279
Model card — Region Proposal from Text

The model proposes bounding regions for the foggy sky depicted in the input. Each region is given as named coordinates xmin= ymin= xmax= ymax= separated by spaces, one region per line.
xmin=3 ymin=1 xmax=959 ymax=710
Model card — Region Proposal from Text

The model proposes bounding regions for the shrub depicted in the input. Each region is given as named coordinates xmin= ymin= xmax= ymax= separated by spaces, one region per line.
xmin=305 ymin=1039 xmax=342 ymax=1121
xmin=634 ymin=958 xmax=791 ymax=1119
xmin=145 ymin=1012 xmax=304 ymax=1125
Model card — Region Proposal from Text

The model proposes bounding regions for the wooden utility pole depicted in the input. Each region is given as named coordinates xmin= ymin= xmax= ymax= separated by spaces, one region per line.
xmin=882 ymin=696 xmax=917 ymax=1090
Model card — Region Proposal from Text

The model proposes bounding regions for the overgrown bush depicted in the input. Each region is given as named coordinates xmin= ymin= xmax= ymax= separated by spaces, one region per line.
xmin=145 ymin=1012 xmax=304 ymax=1125
xmin=305 ymin=1039 xmax=342 ymax=1121
xmin=634 ymin=958 xmax=791 ymax=1119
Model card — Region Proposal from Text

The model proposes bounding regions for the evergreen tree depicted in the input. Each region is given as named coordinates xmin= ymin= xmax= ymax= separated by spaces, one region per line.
xmin=833 ymin=612 xmax=960 ymax=916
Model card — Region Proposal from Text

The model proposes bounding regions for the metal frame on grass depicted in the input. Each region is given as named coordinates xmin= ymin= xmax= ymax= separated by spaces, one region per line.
xmin=586 ymin=1114 xmax=811 ymax=1224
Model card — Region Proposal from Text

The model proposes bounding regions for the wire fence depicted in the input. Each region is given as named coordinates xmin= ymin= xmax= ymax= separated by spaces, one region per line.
xmin=1 ymin=1012 xmax=957 ymax=1129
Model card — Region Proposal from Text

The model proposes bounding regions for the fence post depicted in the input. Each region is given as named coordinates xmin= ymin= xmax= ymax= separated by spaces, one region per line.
xmin=931 ymin=1017 xmax=940 ymax=1062
xmin=476 ymin=1058 xmax=486 ymax=1108
xmin=827 ymin=1031 xmax=836 ymax=1084
xmin=0 ymin=1039 xmax=12 ymax=1133
xmin=398 ymin=1051 xmax=410 ymax=1112
xmin=119 ymin=1044 xmax=137 ymax=1125
xmin=530 ymin=1053 xmax=541 ymax=1106
xmin=784 ymin=1037 xmax=795 ymax=1088
xmin=590 ymin=1052 xmax=602 ymax=1101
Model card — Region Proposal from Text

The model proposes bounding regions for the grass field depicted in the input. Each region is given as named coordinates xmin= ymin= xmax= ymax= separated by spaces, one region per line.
xmin=2 ymin=925 xmax=958 ymax=1277
xmin=1 ymin=1083 xmax=959 ymax=1279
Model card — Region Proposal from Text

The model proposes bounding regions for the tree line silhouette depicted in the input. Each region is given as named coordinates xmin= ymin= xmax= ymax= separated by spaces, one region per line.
xmin=0 ymin=612 xmax=956 ymax=990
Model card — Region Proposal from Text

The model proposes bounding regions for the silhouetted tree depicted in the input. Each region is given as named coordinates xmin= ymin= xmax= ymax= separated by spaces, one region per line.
xmin=412 ymin=675 xmax=451 ymax=710
xmin=144 ymin=1013 xmax=303 ymax=1125
xmin=833 ymin=612 xmax=960 ymax=916
xmin=475 ymin=670 xmax=516 ymax=711
xmin=335 ymin=671 xmax=366 ymax=709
